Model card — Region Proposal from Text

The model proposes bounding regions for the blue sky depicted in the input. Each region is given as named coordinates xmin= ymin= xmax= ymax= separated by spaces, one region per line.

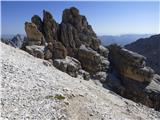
xmin=1 ymin=1 xmax=159 ymax=35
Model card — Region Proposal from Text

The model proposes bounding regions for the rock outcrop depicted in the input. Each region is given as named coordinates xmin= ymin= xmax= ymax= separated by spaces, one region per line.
xmin=31 ymin=15 xmax=43 ymax=33
xmin=23 ymin=7 xmax=109 ymax=81
xmin=2 ymin=42 xmax=160 ymax=120
xmin=107 ymin=44 xmax=160 ymax=111
xmin=25 ymin=22 xmax=45 ymax=45
xmin=60 ymin=7 xmax=100 ymax=57
xmin=78 ymin=45 xmax=109 ymax=74
xmin=108 ymin=44 xmax=154 ymax=83
xmin=22 ymin=7 xmax=160 ymax=110
xmin=25 ymin=45 xmax=45 ymax=59
xmin=52 ymin=41 xmax=67 ymax=59
xmin=43 ymin=10 xmax=59 ymax=43
xmin=53 ymin=56 xmax=82 ymax=77
xmin=125 ymin=34 xmax=160 ymax=75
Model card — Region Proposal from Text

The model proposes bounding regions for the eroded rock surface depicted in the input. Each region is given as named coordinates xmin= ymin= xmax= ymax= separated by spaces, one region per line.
xmin=25 ymin=22 xmax=45 ymax=45
xmin=108 ymin=44 xmax=154 ymax=83
xmin=78 ymin=45 xmax=109 ymax=74
xmin=1 ymin=42 xmax=160 ymax=120
xmin=22 ymin=7 xmax=160 ymax=111
xmin=53 ymin=56 xmax=82 ymax=77
xmin=25 ymin=45 xmax=45 ymax=59
xmin=107 ymin=44 xmax=160 ymax=111
xmin=43 ymin=10 xmax=59 ymax=43
xmin=23 ymin=7 xmax=109 ymax=81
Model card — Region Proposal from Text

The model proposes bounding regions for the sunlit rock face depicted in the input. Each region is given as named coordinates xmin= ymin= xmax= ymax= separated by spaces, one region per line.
xmin=23 ymin=7 xmax=160 ymax=111
xmin=108 ymin=44 xmax=154 ymax=83
xmin=25 ymin=22 xmax=45 ymax=46
xmin=107 ymin=44 xmax=160 ymax=111
xmin=23 ymin=7 xmax=109 ymax=81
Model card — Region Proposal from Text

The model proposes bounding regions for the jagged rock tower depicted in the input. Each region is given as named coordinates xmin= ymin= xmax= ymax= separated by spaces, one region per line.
xmin=23 ymin=7 xmax=160 ymax=110
xmin=24 ymin=7 xmax=110 ymax=81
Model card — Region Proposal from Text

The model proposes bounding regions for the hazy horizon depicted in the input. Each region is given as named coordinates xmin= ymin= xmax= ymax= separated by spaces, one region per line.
xmin=2 ymin=1 xmax=159 ymax=35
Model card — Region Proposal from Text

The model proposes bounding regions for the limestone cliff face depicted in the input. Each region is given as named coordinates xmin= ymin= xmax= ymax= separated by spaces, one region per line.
xmin=108 ymin=44 xmax=154 ymax=83
xmin=2 ymin=42 xmax=160 ymax=120
xmin=23 ymin=7 xmax=160 ymax=110
xmin=24 ymin=7 xmax=109 ymax=81
xmin=25 ymin=22 xmax=45 ymax=46
xmin=108 ymin=44 xmax=160 ymax=111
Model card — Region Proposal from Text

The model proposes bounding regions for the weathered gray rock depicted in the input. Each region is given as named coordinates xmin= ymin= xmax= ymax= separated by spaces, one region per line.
xmin=25 ymin=45 xmax=45 ymax=59
xmin=25 ymin=22 xmax=45 ymax=45
xmin=93 ymin=72 xmax=108 ymax=83
xmin=31 ymin=15 xmax=43 ymax=33
xmin=61 ymin=7 xmax=100 ymax=51
xmin=108 ymin=44 xmax=154 ymax=83
xmin=24 ymin=7 xmax=106 ymax=80
xmin=44 ymin=49 xmax=52 ymax=60
xmin=52 ymin=41 xmax=67 ymax=59
xmin=107 ymin=73 xmax=160 ymax=111
xmin=53 ymin=56 xmax=81 ymax=77
xmin=98 ymin=45 xmax=109 ymax=58
xmin=78 ymin=69 xmax=90 ymax=80
xmin=62 ymin=7 xmax=82 ymax=29
xmin=60 ymin=23 xmax=81 ymax=57
xmin=122 ymin=74 xmax=160 ymax=111
xmin=106 ymin=44 xmax=160 ymax=111
xmin=78 ymin=45 xmax=109 ymax=74
xmin=43 ymin=10 xmax=59 ymax=43
xmin=2 ymin=42 xmax=160 ymax=120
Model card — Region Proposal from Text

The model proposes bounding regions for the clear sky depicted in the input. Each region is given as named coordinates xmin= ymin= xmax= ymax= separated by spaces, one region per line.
xmin=1 ymin=1 xmax=159 ymax=35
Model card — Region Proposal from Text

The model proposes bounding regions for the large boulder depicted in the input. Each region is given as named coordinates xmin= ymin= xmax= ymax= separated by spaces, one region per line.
xmin=53 ymin=56 xmax=82 ymax=77
xmin=77 ymin=45 xmax=109 ymax=74
xmin=25 ymin=22 xmax=45 ymax=45
xmin=108 ymin=44 xmax=154 ymax=83
xmin=25 ymin=45 xmax=45 ymax=59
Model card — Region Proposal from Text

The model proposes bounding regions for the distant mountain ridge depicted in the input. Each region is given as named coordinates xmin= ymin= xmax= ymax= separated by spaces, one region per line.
xmin=1 ymin=34 xmax=26 ymax=40
xmin=99 ymin=34 xmax=153 ymax=46
xmin=1 ymin=34 xmax=25 ymax=48
xmin=125 ymin=34 xmax=160 ymax=75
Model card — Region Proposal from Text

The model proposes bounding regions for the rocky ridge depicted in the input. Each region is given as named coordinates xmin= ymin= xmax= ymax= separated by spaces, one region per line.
xmin=1 ymin=34 xmax=24 ymax=48
xmin=1 ymin=42 xmax=160 ymax=120
xmin=24 ymin=7 xmax=109 ymax=81
xmin=22 ymin=7 xmax=160 ymax=110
